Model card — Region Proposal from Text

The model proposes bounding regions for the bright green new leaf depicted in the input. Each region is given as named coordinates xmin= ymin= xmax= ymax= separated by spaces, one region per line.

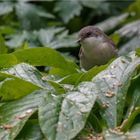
xmin=0 ymin=35 xmax=7 ymax=54
xmin=0 ymin=77 xmax=39 ymax=101
xmin=0 ymin=54 xmax=18 ymax=69
xmin=12 ymin=47 xmax=78 ymax=73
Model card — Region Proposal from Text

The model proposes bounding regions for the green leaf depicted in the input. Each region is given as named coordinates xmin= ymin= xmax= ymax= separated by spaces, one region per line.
xmin=49 ymin=67 xmax=76 ymax=77
xmin=96 ymin=13 xmax=128 ymax=32
xmin=39 ymin=82 xmax=97 ymax=140
xmin=116 ymin=20 xmax=140 ymax=38
xmin=15 ymin=2 xmax=54 ymax=30
xmin=118 ymin=37 xmax=140 ymax=56
xmin=0 ymin=54 xmax=18 ymax=69
xmin=0 ymin=26 xmax=15 ymax=35
xmin=12 ymin=47 xmax=78 ymax=73
xmin=92 ymin=53 xmax=140 ymax=128
xmin=38 ymin=27 xmax=65 ymax=46
xmin=15 ymin=119 xmax=44 ymax=140
xmin=54 ymin=0 xmax=82 ymax=23
xmin=120 ymin=107 xmax=140 ymax=132
xmin=48 ymin=80 xmax=65 ymax=94
xmin=2 ymin=63 xmax=49 ymax=89
xmin=76 ymin=64 xmax=108 ymax=84
xmin=0 ymin=63 xmax=50 ymax=101
xmin=110 ymin=33 xmax=120 ymax=46
xmin=136 ymin=47 xmax=140 ymax=56
xmin=0 ymin=77 xmax=39 ymax=101
xmin=0 ymin=90 xmax=46 ymax=140
xmin=81 ymin=0 xmax=106 ymax=9
xmin=59 ymin=73 xmax=82 ymax=85
xmin=0 ymin=2 xmax=13 ymax=16
xmin=0 ymin=35 xmax=8 ymax=54
xmin=127 ymin=0 xmax=140 ymax=18
xmin=5 ymin=31 xmax=27 ymax=48
xmin=120 ymin=77 xmax=140 ymax=131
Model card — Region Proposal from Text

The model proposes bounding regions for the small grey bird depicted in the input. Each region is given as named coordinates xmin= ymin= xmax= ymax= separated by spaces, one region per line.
xmin=78 ymin=26 xmax=118 ymax=70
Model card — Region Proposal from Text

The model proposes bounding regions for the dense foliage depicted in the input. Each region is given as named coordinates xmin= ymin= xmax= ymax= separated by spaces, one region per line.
xmin=0 ymin=0 xmax=140 ymax=140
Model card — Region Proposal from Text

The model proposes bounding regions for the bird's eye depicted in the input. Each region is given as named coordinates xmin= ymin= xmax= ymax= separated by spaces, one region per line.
xmin=86 ymin=32 xmax=91 ymax=36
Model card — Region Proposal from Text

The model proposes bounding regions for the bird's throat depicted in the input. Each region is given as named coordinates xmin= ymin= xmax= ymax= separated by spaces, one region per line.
xmin=81 ymin=36 xmax=103 ymax=55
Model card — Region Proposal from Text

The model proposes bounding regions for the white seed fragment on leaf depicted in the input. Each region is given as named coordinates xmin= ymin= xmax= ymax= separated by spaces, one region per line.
xmin=105 ymin=91 xmax=115 ymax=98
xmin=26 ymin=109 xmax=33 ymax=114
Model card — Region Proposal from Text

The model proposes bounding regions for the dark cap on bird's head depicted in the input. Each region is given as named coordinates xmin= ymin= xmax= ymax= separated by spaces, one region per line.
xmin=77 ymin=26 xmax=105 ymax=42
xmin=77 ymin=26 xmax=115 ymax=46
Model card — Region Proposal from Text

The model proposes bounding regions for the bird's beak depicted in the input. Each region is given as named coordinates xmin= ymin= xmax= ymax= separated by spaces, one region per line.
xmin=76 ymin=38 xmax=81 ymax=44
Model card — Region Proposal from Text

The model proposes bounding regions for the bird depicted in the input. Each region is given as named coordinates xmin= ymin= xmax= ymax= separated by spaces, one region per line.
xmin=78 ymin=26 xmax=118 ymax=70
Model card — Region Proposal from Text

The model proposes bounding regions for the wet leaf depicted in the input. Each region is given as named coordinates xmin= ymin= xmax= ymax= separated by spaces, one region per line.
xmin=39 ymin=82 xmax=97 ymax=140
xmin=0 ymin=90 xmax=46 ymax=140
xmin=92 ymin=52 xmax=140 ymax=127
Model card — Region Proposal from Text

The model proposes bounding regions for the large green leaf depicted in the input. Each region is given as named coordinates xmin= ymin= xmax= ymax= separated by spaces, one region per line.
xmin=120 ymin=77 xmax=140 ymax=131
xmin=0 ymin=77 xmax=39 ymax=101
xmin=39 ymin=82 xmax=97 ymax=140
xmin=54 ymin=0 xmax=82 ymax=23
xmin=76 ymin=64 xmax=108 ymax=84
xmin=116 ymin=20 xmax=140 ymax=38
xmin=38 ymin=28 xmax=77 ymax=49
xmin=0 ymin=90 xmax=46 ymax=140
xmin=0 ymin=54 xmax=17 ymax=69
xmin=2 ymin=63 xmax=49 ymax=89
xmin=12 ymin=47 xmax=78 ymax=73
xmin=92 ymin=53 xmax=140 ymax=128
xmin=15 ymin=2 xmax=54 ymax=30
xmin=0 ymin=63 xmax=50 ymax=101
xmin=59 ymin=64 xmax=107 ymax=85
xmin=118 ymin=37 xmax=140 ymax=56
xmin=5 ymin=31 xmax=27 ymax=48
xmin=96 ymin=13 xmax=129 ymax=32
xmin=0 ymin=48 xmax=78 ymax=72
xmin=38 ymin=27 xmax=65 ymax=46
xmin=120 ymin=107 xmax=140 ymax=132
